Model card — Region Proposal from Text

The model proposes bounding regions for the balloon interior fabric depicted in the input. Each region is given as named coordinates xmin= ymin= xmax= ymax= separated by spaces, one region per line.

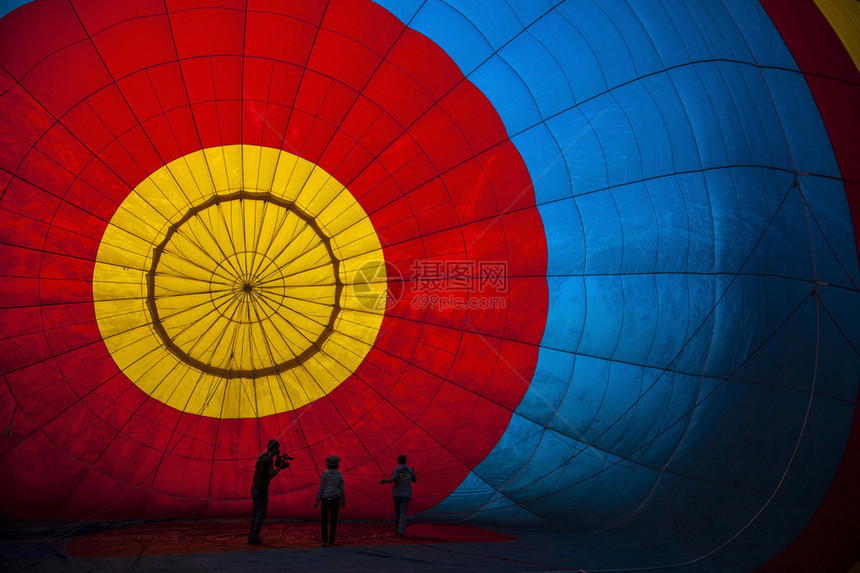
xmin=1 ymin=1 xmax=858 ymax=571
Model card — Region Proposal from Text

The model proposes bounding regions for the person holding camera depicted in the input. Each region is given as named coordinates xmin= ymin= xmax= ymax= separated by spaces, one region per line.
xmin=381 ymin=454 xmax=417 ymax=536
xmin=315 ymin=455 xmax=345 ymax=546
xmin=248 ymin=439 xmax=287 ymax=545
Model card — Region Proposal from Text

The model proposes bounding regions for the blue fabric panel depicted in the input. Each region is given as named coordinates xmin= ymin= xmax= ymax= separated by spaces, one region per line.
xmin=763 ymin=68 xmax=842 ymax=178
xmin=546 ymin=106 xmax=608 ymax=195
xmin=595 ymin=0 xmax=664 ymax=77
xmin=538 ymin=198 xmax=586 ymax=275
xmin=613 ymin=274 xmax=660 ymax=362
xmin=575 ymin=359 xmax=644 ymax=452
xmin=516 ymin=346 xmax=576 ymax=425
xmin=612 ymin=82 xmax=671 ymax=181
xmin=722 ymin=0 xmax=797 ymax=68
xmin=526 ymin=11 xmax=609 ymax=103
xmin=648 ymin=274 xmax=694 ymax=365
xmin=555 ymin=1 xmax=638 ymax=89
xmin=408 ymin=0 xmax=494 ymax=75
xmin=504 ymin=0 xmax=564 ymax=27
xmin=802 ymin=178 xmax=860 ymax=285
xmin=541 ymin=275 xmax=586 ymax=352
xmin=673 ymin=172 xmax=715 ymax=272
xmin=637 ymin=73 xmax=703 ymax=173
xmin=498 ymin=33 xmax=576 ymax=119
xmin=515 ymin=125 xmax=573 ymax=204
xmin=421 ymin=463 xmax=544 ymax=523
xmin=575 ymin=191 xmax=622 ymax=272
xmin=667 ymin=65 xmax=730 ymax=169
xmin=0 ymin=0 xmax=31 ymax=18
xmin=577 ymin=276 xmax=624 ymax=355
xmin=626 ymin=1 xmax=691 ymax=69
xmin=442 ymin=0 xmax=524 ymax=51
xmin=379 ymin=0 xmax=860 ymax=558
xmin=613 ymin=182 xmax=659 ymax=273
xmin=552 ymin=355 xmax=611 ymax=438
xmin=370 ymin=0 xmax=424 ymax=24
xmin=468 ymin=54 xmax=543 ymax=135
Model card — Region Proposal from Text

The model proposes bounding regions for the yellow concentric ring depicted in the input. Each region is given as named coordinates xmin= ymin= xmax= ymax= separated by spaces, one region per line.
xmin=92 ymin=145 xmax=387 ymax=419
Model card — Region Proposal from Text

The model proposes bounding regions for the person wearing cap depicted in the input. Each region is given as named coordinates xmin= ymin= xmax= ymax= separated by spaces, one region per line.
xmin=315 ymin=454 xmax=345 ymax=546
xmin=248 ymin=439 xmax=284 ymax=545
xmin=381 ymin=454 xmax=417 ymax=535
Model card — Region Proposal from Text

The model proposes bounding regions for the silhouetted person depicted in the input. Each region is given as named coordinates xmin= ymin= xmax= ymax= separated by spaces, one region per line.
xmin=315 ymin=455 xmax=345 ymax=546
xmin=381 ymin=454 xmax=417 ymax=535
xmin=248 ymin=439 xmax=284 ymax=545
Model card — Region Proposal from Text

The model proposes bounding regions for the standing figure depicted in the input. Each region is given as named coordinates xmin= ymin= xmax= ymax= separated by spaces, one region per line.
xmin=381 ymin=454 xmax=417 ymax=535
xmin=315 ymin=455 xmax=345 ymax=546
xmin=248 ymin=439 xmax=284 ymax=545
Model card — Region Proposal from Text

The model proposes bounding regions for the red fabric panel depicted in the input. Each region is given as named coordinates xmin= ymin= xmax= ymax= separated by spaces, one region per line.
xmin=2 ymin=177 xmax=61 ymax=219
xmin=0 ymin=276 xmax=41 ymax=309
xmin=91 ymin=15 xmax=176 ymax=80
xmin=72 ymin=0 xmax=165 ymax=35
xmin=0 ymin=243 xmax=42 ymax=277
xmin=245 ymin=11 xmax=316 ymax=65
xmin=323 ymin=0 xmax=402 ymax=58
xmin=179 ymin=58 xmax=216 ymax=104
xmin=77 ymin=159 xmax=129 ymax=206
xmin=90 ymin=83 xmax=139 ymax=136
xmin=0 ymin=86 xmax=55 ymax=173
xmin=0 ymin=0 xmax=548 ymax=522
xmin=0 ymin=210 xmax=48 ymax=250
xmin=16 ymin=148 xmax=76 ymax=197
xmin=309 ymin=29 xmax=383 ymax=92
xmin=62 ymin=101 xmax=116 ymax=154
xmin=149 ymin=62 xmax=193 ymax=116
xmin=364 ymin=61 xmax=434 ymax=128
xmin=0 ymin=0 xmax=87 ymax=78
xmin=22 ymin=40 xmax=111 ymax=118
xmin=441 ymin=81 xmax=508 ymax=155
xmin=3 ymin=429 xmax=91 ymax=515
xmin=168 ymin=7 xmax=244 ymax=60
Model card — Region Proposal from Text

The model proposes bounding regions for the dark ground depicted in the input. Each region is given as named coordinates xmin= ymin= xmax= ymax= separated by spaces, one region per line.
xmin=2 ymin=518 xmax=859 ymax=573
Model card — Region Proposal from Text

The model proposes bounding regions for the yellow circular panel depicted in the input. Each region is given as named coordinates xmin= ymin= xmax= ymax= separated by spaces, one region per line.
xmin=92 ymin=145 xmax=387 ymax=419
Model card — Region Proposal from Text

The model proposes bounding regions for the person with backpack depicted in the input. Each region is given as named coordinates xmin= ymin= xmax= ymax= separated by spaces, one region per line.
xmin=315 ymin=455 xmax=346 ymax=546
xmin=381 ymin=454 xmax=417 ymax=535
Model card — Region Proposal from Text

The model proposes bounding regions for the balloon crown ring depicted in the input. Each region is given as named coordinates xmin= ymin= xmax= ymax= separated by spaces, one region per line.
xmin=146 ymin=190 xmax=343 ymax=379
xmin=92 ymin=145 xmax=387 ymax=418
